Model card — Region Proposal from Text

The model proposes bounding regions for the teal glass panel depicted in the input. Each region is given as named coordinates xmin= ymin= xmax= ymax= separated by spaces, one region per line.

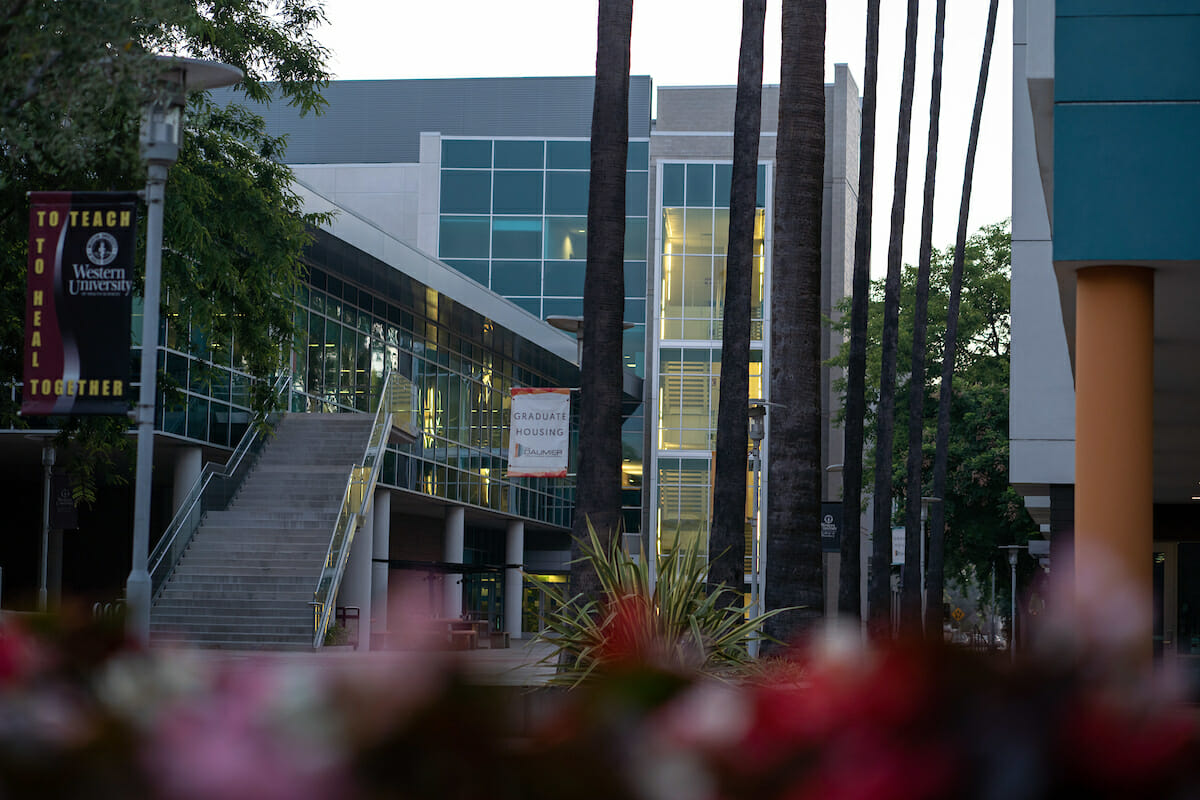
xmin=547 ymin=140 xmax=590 ymax=169
xmin=209 ymin=402 xmax=230 ymax=447
xmin=441 ymin=170 xmax=491 ymax=214
xmin=442 ymin=139 xmax=492 ymax=168
xmin=491 ymin=260 xmax=542 ymax=296
xmin=187 ymin=395 xmax=209 ymax=441
xmin=544 ymin=298 xmax=584 ymax=318
xmin=509 ymin=297 xmax=542 ymax=316
xmin=624 ymin=261 xmax=646 ymax=296
xmin=623 ymin=326 xmax=645 ymax=377
xmin=494 ymin=140 xmax=544 ymax=168
xmin=493 ymin=171 xmax=543 ymax=214
xmin=662 ymin=164 xmax=685 ymax=206
xmin=545 ymin=217 xmax=587 ymax=260
xmin=439 ymin=216 xmax=490 ymax=258
xmin=757 ymin=164 xmax=767 ymax=208
xmin=627 ymin=140 xmax=649 ymax=169
xmin=625 ymin=171 xmax=648 ymax=216
xmin=715 ymin=164 xmax=733 ymax=208
xmin=492 ymin=217 xmax=542 ymax=258
xmin=624 ymin=298 xmax=645 ymax=324
xmin=543 ymin=260 xmax=585 ymax=297
xmin=624 ymin=217 xmax=648 ymax=260
xmin=546 ymin=171 xmax=589 ymax=214
xmin=686 ymin=164 xmax=714 ymax=207
xmin=444 ymin=259 xmax=489 ymax=284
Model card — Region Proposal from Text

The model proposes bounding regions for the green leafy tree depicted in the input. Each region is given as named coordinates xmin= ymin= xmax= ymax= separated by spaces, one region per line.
xmin=0 ymin=1 xmax=329 ymax=491
xmin=832 ymin=221 xmax=1032 ymax=594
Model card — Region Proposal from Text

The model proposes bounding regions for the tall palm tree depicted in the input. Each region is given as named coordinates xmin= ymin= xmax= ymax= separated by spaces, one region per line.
xmin=838 ymin=0 xmax=881 ymax=620
xmin=927 ymin=0 xmax=1000 ymax=633
xmin=900 ymin=0 xmax=947 ymax=633
xmin=710 ymin=0 xmax=767 ymax=602
xmin=868 ymin=0 xmax=920 ymax=639
xmin=764 ymin=0 xmax=826 ymax=646
xmin=570 ymin=0 xmax=633 ymax=602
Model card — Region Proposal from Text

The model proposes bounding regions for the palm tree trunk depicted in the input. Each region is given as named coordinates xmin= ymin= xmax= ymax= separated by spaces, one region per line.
xmin=900 ymin=0 xmax=947 ymax=635
xmin=838 ymin=0 xmax=880 ymax=620
xmin=710 ymin=0 xmax=766 ymax=602
xmin=570 ymin=0 xmax=633 ymax=602
xmin=927 ymin=0 xmax=1000 ymax=634
xmin=868 ymin=0 xmax=920 ymax=639
xmin=764 ymin=0 xmax=826 ymax=646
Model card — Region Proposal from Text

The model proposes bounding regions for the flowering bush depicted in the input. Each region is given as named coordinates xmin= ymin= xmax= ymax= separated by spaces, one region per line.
xmin=0 ymin=596 xmax=1197 ymax=800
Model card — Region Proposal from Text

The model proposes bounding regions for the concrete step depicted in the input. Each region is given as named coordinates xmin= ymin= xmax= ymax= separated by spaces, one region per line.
xmin=152 ymin=409 xmax=375 ymax=652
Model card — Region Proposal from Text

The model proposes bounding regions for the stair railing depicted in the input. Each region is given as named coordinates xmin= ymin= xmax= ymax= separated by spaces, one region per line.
xmin=311 ymin=367 xmax=415 ymax=648
xmin=148 ymin=371 xmax=292 ymax=602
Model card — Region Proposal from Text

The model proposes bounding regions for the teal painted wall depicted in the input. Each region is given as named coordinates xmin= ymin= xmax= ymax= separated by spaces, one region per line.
xmin=1054 ymin=6 xmax=1200 ymax=262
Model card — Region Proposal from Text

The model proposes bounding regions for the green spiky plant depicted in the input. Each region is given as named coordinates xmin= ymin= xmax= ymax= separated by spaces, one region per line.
xmin=528 ymin=522 xmax=789 ymax=685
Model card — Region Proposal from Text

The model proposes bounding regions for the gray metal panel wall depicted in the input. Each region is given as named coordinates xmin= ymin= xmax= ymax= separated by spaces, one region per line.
xmin=222 ymin=76 xmax=653 ymax=164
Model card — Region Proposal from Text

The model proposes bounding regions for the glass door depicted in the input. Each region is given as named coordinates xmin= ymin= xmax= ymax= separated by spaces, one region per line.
xmin=1153 ymin=542 xmax=1200 ymax=698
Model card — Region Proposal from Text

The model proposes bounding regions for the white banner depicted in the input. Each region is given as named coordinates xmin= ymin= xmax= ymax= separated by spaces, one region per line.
xmin=507 ymin=388 xmax=571 ymax=477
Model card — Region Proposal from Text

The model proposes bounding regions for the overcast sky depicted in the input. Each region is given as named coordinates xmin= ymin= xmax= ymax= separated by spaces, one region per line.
xmin=316 ymin=1 xmax=1012 ymax=278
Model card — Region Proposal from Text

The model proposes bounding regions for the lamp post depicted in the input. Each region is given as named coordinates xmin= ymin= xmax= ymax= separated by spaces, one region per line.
xmin=38 ymin=443 xmax=54 ymax=612
xmin=918 ymin=496 xmax=942 ymax=626
xmin=998 ymin=544 xmax=1023 ymax=662
xmin=126 ymin=57 xmax=242 ymax=646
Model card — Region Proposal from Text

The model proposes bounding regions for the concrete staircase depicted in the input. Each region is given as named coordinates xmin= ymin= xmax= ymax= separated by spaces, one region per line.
xmin=150 ymin=412 xmax=376 ymax=651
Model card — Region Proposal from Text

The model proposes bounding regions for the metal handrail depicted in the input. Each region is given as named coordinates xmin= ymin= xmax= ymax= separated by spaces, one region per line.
xmin=311 ymin=368 xmax=413 ymax=648
xmin=148 ymin=371 xmax=292 ymax=601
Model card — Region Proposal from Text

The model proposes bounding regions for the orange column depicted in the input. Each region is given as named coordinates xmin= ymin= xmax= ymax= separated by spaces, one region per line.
xmin=1074 ymin=266 xmax=1154 ymax=647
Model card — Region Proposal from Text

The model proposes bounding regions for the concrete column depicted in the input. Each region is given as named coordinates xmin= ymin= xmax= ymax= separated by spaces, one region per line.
xmin=505 ymin=520 xmax=525 ymax=639
xmin=1074 ymin=266 xmax=1154 ymax=653
xmin=371 ymin=489 xmax=391 ymax=646
xmin=341 ymin=500 xmax=374 ymax=649
xmin=443 ymin=506 xmax=465 ymax=618
xmin=172 ymin=447 xmax=204 ymax=517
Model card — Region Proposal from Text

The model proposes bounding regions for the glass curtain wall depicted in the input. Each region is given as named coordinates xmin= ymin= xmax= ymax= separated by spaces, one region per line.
xmin=653 ymin=161 xmax=769 ymax=561
xmin=291 ymin=251 xmax=576 ymax=530
xmin=439 ymin=136 xmax=648 ymax=545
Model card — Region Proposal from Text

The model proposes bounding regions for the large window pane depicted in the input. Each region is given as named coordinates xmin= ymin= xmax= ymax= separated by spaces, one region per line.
xmin=544 ymin=298 xmax=583 ymax=318
xmin=439 ymin=216 xmax=490 ymax=258
xmin=627 ymin=140 xmax=649 ymax=169
xmin=544 ymin=217 xmax=587 ymax=260
xmin=547 ymin=140 xmax=589 ymax=169
xmin=492 ymin=217 xmax=542 ymax=259
xmin=441 ymin=170 xmax=491 ymax=214
xmin=683 ymin=256 xmax=714 ymax=318
xmin=491 ymin=260 xmax=541 ymax=296
xmin=442 ymin=139 xmax=491 ymax=168
xmin=624 ymin=217 xmax=648 ymax=260
xmin=445 ymin=259 xmax=489 ymax=285
xmin=715 ymin=164 xmax=733 ymax=208
xmin=661 ymin=254 xmax=684 ymax=322
xmin=662 ymin=164 xmax=685 ymax=207
xmin=624 ymin=261 xmax=646 ymax=296
xmin=546 ymin=171 xmax=589 ymax=215
xmin=625 ymin=171 xmax=648 ymax=216
xmin=686 ymin=163 xmax=714 ymax=207
xmin=684 ymin=209 xmax=714 ymax=254
xmin=493 ymin=171 xmax=543 ymax=214
xmin=494 ymin=140 xmax=543 ymax=168
xmin=543 ymin=260 xmax=585 ymax=297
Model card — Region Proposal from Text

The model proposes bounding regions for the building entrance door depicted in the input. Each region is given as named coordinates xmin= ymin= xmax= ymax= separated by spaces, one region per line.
xmin=1153 ymin=541 xmax=1200 ymax=697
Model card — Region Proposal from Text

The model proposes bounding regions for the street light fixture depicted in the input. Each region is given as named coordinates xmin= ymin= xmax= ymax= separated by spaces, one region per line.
xmin=747 ymin=400 xmax=767 ymax=657
xmin=545 ymin=314 xmax=635 ymax=366
xmin=126 ymin=56 xmax=242 ymax=646
xmin=998 ymin=544 xmax=1024 ymax=663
